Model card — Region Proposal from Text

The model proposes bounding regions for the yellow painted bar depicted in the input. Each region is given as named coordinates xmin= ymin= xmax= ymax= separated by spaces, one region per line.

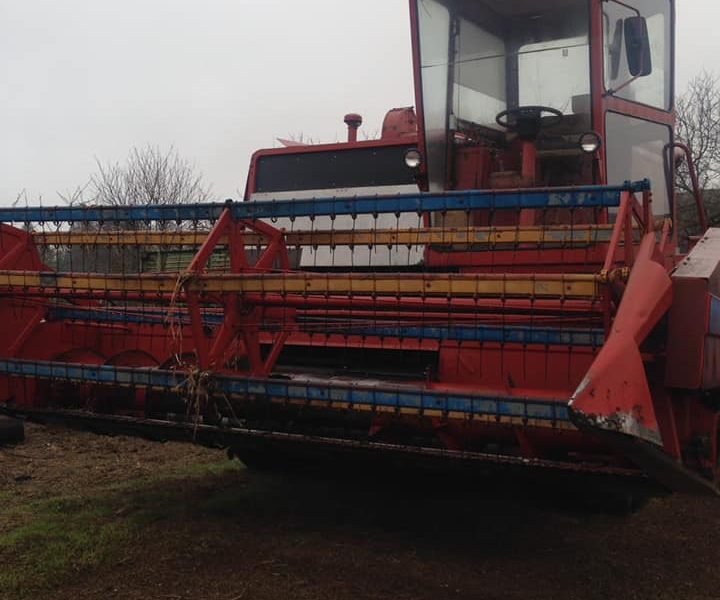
xmin=0 ymin=270 xmax=602 ymax=298
xmin=34 ymin=231 xmax=211 ymax=246
xmin=34 ymin=225 xmax=616 ymax=248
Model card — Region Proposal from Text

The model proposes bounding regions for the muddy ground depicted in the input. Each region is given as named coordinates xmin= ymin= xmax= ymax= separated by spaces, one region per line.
xmin=1 ymin=423 xmax=719 ymax=600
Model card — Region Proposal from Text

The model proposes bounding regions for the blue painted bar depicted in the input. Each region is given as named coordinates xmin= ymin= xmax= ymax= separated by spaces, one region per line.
xmin=0 ymin=181 xmax=647 ymax=224
xmin=48 ymin=307 xmax=175 ymax=326
xmin=47 ymin=307 xmax=222 ymax=327
xmin=336 ymin=325 xmax=605 ymax=346
xmin=233 ymin=186 xmax=625 ymax=221
xmin=48 ymin=308 xmax=605 ymax=347
xmin=0 ymin=358 xmax=571 ymax=423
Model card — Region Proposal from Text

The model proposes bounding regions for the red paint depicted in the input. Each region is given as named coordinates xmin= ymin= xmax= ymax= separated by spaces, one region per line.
xmin=4 ymin=0 xmax=720 ymax=490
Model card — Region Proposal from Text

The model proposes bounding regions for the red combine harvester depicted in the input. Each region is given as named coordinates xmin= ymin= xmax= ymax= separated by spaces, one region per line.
xmin=0 ymin=0 xmax=717 ymax=493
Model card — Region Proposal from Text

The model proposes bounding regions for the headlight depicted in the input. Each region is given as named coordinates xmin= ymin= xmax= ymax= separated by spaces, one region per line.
xmin=404 ymin=149 xmax=423 ymax=169
xmin=579 ymin=131 xmax=602 ymax=154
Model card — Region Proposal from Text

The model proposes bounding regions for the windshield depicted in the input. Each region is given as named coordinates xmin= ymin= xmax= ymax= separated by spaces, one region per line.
xmin=417 ymin=0 xmax=591 ymax=190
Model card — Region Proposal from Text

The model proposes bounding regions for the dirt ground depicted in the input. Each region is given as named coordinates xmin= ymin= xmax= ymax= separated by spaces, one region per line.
xmin=1 ymin=423 xmax=720 ymax=600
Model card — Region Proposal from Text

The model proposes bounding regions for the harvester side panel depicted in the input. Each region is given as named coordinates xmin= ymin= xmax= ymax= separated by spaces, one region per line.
xmin=0 ymin=181 xmax=717 ymax=491
xmin=666 ymin=229 xmax=720 ymax=389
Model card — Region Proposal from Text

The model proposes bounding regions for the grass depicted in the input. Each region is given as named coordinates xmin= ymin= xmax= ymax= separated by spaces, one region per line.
xmin=0 ymin=459 xmax=244 ymax=599
xmin=0 ymin=499 xmax=132 ymax=596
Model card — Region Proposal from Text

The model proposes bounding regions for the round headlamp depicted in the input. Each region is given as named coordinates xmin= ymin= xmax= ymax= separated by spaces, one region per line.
xmin=579 ymin=131 xmax=603 ymax=154
xmin=404 ymin=149 xmax=423 ymax=169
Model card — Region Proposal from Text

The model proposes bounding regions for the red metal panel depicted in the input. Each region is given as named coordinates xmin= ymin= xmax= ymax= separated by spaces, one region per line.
xmin=570 ymin=235 xmax=674 ymax=446
xmin=438 ymin=343 xmax=597 ymax=396
xmin=665 ymin=280 xmax=709 ymax=389
xmin=666 ymin=229 xmax=720 ymax=389
xmin=408 ymin=0 xmax=428 ymax=191
xmin=703 ymin=335 xmax=720 ymax=390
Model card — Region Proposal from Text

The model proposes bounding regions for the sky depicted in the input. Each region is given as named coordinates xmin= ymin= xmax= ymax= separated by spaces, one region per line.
xmin=0 ymin=0 xmax=717 ymax=204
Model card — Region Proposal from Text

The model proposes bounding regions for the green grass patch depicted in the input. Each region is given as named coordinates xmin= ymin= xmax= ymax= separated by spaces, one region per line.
xmin=0 ymin=501 xmax=133 ymax=597
xmin=103 ymin=456 xmax=244 ymax=495
xmin=0 ymin=459 xmax=244 ymax=599
xmin=0 ymin=497 xmax=133 ymax=597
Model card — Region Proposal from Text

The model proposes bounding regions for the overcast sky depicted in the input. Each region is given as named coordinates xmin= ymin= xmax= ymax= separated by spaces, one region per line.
xmin=0 ymin=1 xmax=716 ymax=205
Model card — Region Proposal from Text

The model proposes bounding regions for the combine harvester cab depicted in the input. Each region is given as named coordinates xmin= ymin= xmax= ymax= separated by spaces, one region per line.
xmin=0 ymin=0 xmax=718 ymax=493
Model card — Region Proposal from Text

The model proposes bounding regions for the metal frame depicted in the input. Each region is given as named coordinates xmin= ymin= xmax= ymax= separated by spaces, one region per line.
xmin=0 ymin=183 xmax=637 ymax=224
xmin=3 ymin=0 xmax=719 ymax=491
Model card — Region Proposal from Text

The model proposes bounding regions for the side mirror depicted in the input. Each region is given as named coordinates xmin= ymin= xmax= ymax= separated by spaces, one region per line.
xmin=624 ymin=16 xmax=652 ymax=76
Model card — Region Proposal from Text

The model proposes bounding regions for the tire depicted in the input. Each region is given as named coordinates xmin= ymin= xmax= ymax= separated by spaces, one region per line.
xmin=0 ymin=417 xmax=25 ymax=445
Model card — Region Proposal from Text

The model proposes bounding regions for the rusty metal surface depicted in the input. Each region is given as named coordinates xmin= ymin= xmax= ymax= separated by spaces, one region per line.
xmin=0 ymin=404 xmax=642 ymax=479
xmin=673 ymin=229 xmax=720 ymax=291
xmin=570 ymin=235 xmax=672 ymax=448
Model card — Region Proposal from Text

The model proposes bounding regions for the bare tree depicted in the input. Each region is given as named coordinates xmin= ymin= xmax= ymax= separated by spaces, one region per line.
xmin=57 ymin=183 xmax=90 ymax=206
xmin=676 ymin=71 xmax=720 ymax=193
xmin=89 ymin=145 xmax=213 ymax=206
xmin=51 ymin=146 xmax=213 ymax=271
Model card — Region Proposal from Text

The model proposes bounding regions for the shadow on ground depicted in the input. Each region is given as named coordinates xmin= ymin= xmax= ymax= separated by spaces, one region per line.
xmin=61 ymin=465 xmax=720 ymax=600
xmin=2 ymin=425 xmax=718 ymax=600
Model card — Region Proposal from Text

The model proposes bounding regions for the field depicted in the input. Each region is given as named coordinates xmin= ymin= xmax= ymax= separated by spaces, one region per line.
xmin=1 ymin=423 xmax=719 ymax=600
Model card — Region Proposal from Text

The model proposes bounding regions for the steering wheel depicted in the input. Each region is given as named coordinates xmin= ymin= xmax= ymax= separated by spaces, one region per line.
xmin=495 ymin=106 xmax=564 ymax=140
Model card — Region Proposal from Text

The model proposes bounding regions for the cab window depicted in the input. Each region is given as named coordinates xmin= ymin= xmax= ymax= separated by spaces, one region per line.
xmin=603 ymin=0 xmax=672 ymax=110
